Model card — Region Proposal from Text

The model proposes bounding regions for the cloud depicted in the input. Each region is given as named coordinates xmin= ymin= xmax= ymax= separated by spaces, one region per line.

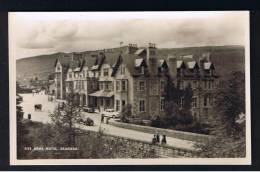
xmin=9 ymin=12 xmax=248 ymax=59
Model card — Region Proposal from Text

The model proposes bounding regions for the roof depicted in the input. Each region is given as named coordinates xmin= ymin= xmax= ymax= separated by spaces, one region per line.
xmin=91 ymin=65 xmax=99 ymax=70
xmin=89 ymin=90 xmax=114 ymax=97
xmin=135 ymin=48 xmax=145 ymax=55
xmin=135 ymin=58 xmax=144 ymax=67
xmin=187 ymin=61 xmax=197 ymax=69
xmin=177 ymin=60 xmax=184 ymax=68
xmin=204 ymin=62 xmax=214 ymax=70
xmin=74 ymin=67 xmax=81 ymax=72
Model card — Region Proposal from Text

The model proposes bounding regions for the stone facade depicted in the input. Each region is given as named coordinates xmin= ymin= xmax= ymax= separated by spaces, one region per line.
xmin=54 ymin=43 xmax=218 ymax=124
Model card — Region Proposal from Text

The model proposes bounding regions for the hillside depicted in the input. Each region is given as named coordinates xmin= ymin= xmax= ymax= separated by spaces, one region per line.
xmin=16 ymin=45 xmax=245 ymax=85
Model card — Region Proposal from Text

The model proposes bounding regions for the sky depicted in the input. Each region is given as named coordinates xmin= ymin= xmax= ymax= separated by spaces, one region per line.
xmin=9 ymin=12 xmax=249 ymax=60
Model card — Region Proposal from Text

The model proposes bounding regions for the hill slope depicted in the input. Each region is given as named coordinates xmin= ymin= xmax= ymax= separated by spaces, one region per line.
xmin=16 ymin=45 xmax=245 ymax=85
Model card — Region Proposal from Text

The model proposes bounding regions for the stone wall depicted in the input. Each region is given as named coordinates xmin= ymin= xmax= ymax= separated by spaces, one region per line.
xmin=98 ymin=133 xmax=194 ymax=158
xmin=109 ymin=121 xmax=212 ymax=143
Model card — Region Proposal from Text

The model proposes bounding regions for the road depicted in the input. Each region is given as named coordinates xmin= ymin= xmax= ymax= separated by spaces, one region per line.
xmin=20 ymin=93 xmax=196 ymax=151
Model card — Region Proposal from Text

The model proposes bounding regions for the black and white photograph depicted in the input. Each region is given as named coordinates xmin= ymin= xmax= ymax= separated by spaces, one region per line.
xmin=9 ymin=11 xmax=251 ymax=165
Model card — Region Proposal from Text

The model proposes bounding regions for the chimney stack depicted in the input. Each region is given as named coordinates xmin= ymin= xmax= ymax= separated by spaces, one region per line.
xmin=147 ymin=43 xmax=157 ymax=76
xmin=167 ymin=55 xmax=177 ymax=78
xmin=127 ymin=43 xmax=138 ymax=54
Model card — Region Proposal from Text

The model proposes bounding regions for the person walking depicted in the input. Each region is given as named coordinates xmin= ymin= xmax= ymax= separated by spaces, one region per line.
xmin=101 ymin=114 xmax=104 ymax=123
xmin=161 ymin=134 xmax=167 ymax=145
xmin=152 ymin=134 xmax=157 ymax=144
xmin=156 ymin=132 xmax=160 ymax=143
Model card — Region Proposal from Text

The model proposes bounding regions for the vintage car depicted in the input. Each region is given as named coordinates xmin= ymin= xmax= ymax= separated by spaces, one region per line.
xmin=101 ymin=109 xmax=120 ymax=118
xmin=82 ymin=106 xmax=95 ymax=113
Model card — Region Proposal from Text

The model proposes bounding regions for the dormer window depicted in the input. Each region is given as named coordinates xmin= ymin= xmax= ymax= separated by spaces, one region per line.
xmin=103 ymin=68 xmax=109 ymax=76
xmin=141 ymin=66 xmax=145 ymax=74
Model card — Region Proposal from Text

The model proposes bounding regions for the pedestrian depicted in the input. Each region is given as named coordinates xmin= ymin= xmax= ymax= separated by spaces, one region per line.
xmin=152 ymin=134 xmax=157 ymax=144
xmin=161 ymin=134 xmax=167 ymax=145
xmin=28 ymin=114 xmax=31 ymax=120
xmin=101 ymin=114 xmax=104 ymax=123
xmin=156 ymin=132 xmax=160 ymax=143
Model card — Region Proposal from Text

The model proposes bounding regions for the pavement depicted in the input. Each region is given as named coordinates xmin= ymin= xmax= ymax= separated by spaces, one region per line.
xmin=19 ymin=93 xmax=196 ymax=151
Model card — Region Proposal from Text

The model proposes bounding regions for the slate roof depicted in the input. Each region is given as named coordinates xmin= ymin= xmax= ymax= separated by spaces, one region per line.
xmin=135 ymin=58 xmax=144 ymax=67
xmin=186 ymin=61 xmax=198 ymax=69
xmin=135 ymin=48 xmax=145 ymax=55
xmin=204 ymin=62 xmax=214 ymax=70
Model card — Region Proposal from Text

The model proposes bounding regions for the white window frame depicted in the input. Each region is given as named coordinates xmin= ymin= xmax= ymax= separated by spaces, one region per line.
xmin=122 ymin=80 xmax=127 ymax=91
xmin=103 ymin=68 xmax=109 ymax=76
xmin=160 ymin=97 xmax=165 ymax=111
xmin=139 ymin=81 xmax=145 ymax=91
xmin=141 ymin=66 xmax=145 ymax=74
xmin=116 ymin=80 xmax=120 ymax=91
xmin=192 ymin=97 xmax=197 ymax=108
xmin=139 ymin=99 xmax=146 ymax=112
xmin=116 ymin=100 xmax=120 ymax=111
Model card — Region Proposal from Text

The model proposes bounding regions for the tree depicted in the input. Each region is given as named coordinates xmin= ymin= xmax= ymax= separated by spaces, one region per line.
xmin=49 ymin=91 xmax=81 ymax=147
xmin=120 ymin=103 xmax=132 ymax=122
xmin=214 ymin=71 xmax=245 ymax=134
xmin=177 ymin=83 xmax=193 ymax=125
xmin=16 ymin=83 xmax=31 ymax=158
xmin=162 ymin=76 xmax=181 ymax=127
xmin=196 ymin=71 xmax=246 ymax=157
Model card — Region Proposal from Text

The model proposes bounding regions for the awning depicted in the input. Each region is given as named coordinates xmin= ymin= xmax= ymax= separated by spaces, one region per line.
xmin=89 ymin=90 xmax=114 ymax=98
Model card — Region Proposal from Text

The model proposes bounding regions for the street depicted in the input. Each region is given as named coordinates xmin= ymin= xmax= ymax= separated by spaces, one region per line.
xmin=19 ymin=92 xmax=196 ymax=151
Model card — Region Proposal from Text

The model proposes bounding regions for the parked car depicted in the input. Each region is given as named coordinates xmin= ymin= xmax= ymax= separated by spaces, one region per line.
xmin=78 ymin=117 xmax=94 ymax=126
xmin=82 ymin=106 xmax=95 ymax=113
xmin=102 ymin=109 xmax=120 ymax=118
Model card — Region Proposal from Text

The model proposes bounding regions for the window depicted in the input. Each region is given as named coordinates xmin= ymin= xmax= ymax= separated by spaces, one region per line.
xmin=105 ymin=82 xmax=109 ymax=90
xmin=106 ymin=99 xmax=110 ymax=107
xmin=141 ymin=66 xmax=145 ymax=74
xmin=180 ymin=80 xmax=184 ymax=90
xmin=209 ymin=96 xmax=213 ymax=106
xmin=100 ymin=98 xmax=103 ymax=106
xmin=69 ymin=73 xmax=72 ymax=79
xmin=210 ymin=69 xmax=213 ymax=76
xmin=103 ymin=68 xmax=109 ymax=76
xmin=180 ymin=97 xmax=184 ymax=109
xmin=192 ymin=97 xmax=197 ymax=108
xmin=100 ymin=82 xmax=103 ymax=90
xmin=139 ymin=100 xmax=145 ymax=112
xmin=122 ymin=80 xmax=127 ymax=91
xmin=122 ymin=100 xmax=126 ymax=107
xmin=121 ymin=66 xmax=125 ymax=75
xmin=204 ymin=95 xmax=208 ymax=107
xmin=85 ymin=71 xmax=88 ymax=77
xmin=160 ymin=81 xmax=165 ymax=91
xmin=81 ymin=81 xmax=84 ymax=90
xmin=208 ymin=81 xmax=213 ymax=90
xmin=204 ymin=81 xmax=207 ymax=89
xmin=116 ymin=100 xmax=120 ymax=111
xmin=160 ymin=97 xmax=165 ymax=111
xmin=116 ymin=81 xmax=120 ymax=91
xmin=139 ymin=81 xmax=145 ymax=91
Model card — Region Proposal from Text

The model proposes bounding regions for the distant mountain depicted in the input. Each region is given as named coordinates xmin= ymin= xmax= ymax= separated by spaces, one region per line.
xmin=16 ymin=45 xmax=245 ymax=85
